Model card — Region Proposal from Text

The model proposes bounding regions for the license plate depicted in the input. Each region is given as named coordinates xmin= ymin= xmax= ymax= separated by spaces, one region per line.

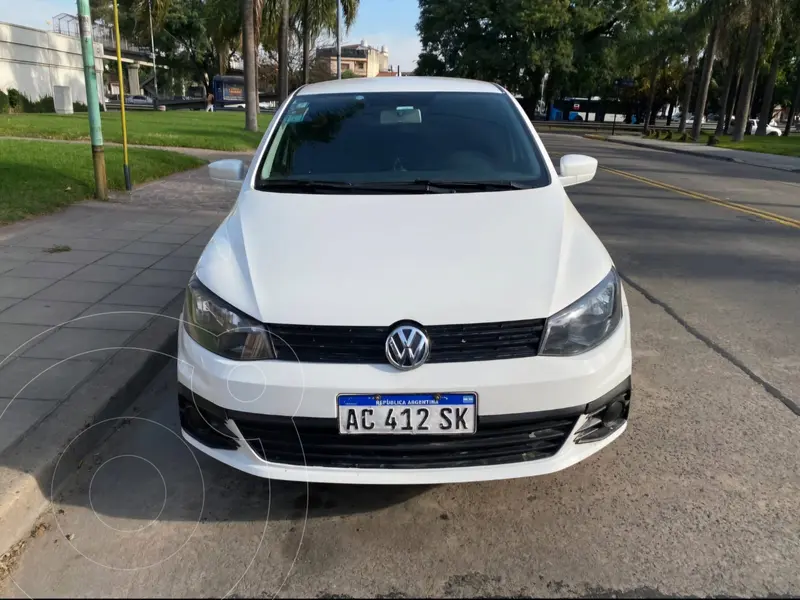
xmin=337 ymin=393 xmax=477 ymax=435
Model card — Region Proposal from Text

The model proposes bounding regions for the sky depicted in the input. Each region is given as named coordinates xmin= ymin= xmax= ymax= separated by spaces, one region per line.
xmin=0 ymin=0 xmax=422 ymax=73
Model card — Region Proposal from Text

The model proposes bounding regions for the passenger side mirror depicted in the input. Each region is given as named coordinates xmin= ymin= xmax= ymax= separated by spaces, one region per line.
xmin=559 ymin=154 xmax=598 ymax=187
xmin=209 ymin=159 xmax=247 ymax=189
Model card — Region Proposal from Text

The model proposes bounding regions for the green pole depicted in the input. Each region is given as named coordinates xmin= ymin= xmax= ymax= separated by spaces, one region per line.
xmin=77 ymin=0 xmax=107 ymax=200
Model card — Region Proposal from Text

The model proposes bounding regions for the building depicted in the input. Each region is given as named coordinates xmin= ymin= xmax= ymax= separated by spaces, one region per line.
xmin=0 ymin=21 xmax=104 ymax=105
xmin=316 ymin=40 xmax=389 ymax=78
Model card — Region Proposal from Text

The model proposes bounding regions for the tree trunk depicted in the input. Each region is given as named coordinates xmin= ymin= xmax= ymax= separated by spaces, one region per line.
xmin=678 ymin=53 xmax=697 ymax=133
xmin=715 ymin=58 xmax=736 ymax=137
xmin=241 ymin=0 xmax=258 ymax=132
xmin=692 ymin=21 xmax=721 ymax=140
xmin=666 ymin=99 xmax=676 ymax=125
xmin=725 ymin=69 xmax=740 ymax=134
xmin=278 ymin=0 xmax=290 ymax=101
xmin=643 ymin=62 xmax=659 ymax=134
xmin=756 ymin=41 xmax=782 ymax=135
xmin=785 ymin=66 xmax=800 ymax=136
xmin=731 ymin=18 xmax=763 ymax=141
xmin=302 ymin=0 xmax=310 ymax=84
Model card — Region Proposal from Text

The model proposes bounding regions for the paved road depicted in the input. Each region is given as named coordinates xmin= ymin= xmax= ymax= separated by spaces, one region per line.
xmin=3 ymin=135 xmax=799 ymax=598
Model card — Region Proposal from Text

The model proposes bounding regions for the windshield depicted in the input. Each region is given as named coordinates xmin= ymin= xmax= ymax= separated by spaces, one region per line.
xmin=255 ymin=90 xmax=550 ymax=193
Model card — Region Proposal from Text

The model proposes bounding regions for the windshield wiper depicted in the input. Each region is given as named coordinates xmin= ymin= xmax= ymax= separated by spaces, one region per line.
xmin=256 ymin=179 xmax=531 ymax=194
xmin=256 ymin=179 xmax=355 ymax=192
xmin=411 ymin=180 xmax=531 ymax=192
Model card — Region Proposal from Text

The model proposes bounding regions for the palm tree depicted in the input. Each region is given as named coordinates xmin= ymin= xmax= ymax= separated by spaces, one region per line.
xmin=241 ymin=0 xmax=259 ymax=131
xmin=730 ymin=16 xmax=763 ymax=141
xmin=690 ymin=19 xmax=721 ymax=140
xmin=279 ymin=0 xmax=290 ymax=100
xmin=755 ymin=5 xmax=787 ymax=135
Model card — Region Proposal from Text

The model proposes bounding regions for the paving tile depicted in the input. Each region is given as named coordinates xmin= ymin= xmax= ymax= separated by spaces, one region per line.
xmin=0 ymin=299 xmax=91 ymax=326
xmin=171 ymin=215 xmax=221 ymax=227
xmin=115 ymin=222 xmax=163 ymax=232
xmin=0 ymin=277 xmax=57 ymax=299
xmin=138 ymin=232 xmax=195 ymax=244
xmin=23 ymin=328 xmax=133 ymax=363
xmin=155 ymin=224 xmax=207 ymax=235
xmin=11 ymin=237 xmax=129 ymax=252
xmin=0 ymin=398 xmax=59 ymax=454
xmin=95 ymin=253 xmax=160 ymax=268
xmin=102 ymin=284 xmax=183 ymax=307
xmin=127 ymin=269 xmax=191 ymax=288
xmin=36 ymin=249 xmax=108 ymax=264
xmin=31 ymin=280 xmax=119 ymax=303
xmin=119 ymin=241 xmax=181 ymax=256
xmin=67 ymin=264 xmax=143 ymax=284
xmin=0 ymin=297 xmax=20 ymax=312
xmin=0 ymin=259 xmax=29 ymax=275
xmin=90 ymin=229 xmax=147 ymax=241
xmin=120 ymin=213 xmax=177 ymax=224
xmin=186 ymin=231 xmax=214 ymax=246
xmin=4 ymin=261 xmax=83 ymax=279
xmin=0 ymin=356 xmax=97 ymax=401
xmin=0 ymin=324 xmax=53 ymax=357
xmin=150 ymin=256 xmax=198 ymax=272
xmin=65 ymin=303 xmax=163 ymax=330
xmin=0 ymin=247 xmax=44 ymax=261
xmin=170 ymin=245 xmax=204 ymax=259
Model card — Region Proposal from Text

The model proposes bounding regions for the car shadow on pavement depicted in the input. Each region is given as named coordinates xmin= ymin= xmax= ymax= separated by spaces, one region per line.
xmin=45 ymin=368 xmax=435 ymax=527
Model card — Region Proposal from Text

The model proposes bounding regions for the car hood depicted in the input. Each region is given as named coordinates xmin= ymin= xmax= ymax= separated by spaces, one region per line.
xmin=194 ymin=186 xmax=612 ymax=325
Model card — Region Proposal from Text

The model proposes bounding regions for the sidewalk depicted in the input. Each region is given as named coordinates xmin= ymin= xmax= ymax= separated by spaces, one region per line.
xmin=589 ymin=134 xmax=800 ymax=173
xmin=0 ymin=163 xmax=237 ymax=553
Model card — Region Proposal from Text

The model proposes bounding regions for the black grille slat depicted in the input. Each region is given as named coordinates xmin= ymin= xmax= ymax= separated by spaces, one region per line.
xmin=235 ymin=412 xmax=576 ymax=469
xmin=265 ymin=319 xmax=546 ymax=364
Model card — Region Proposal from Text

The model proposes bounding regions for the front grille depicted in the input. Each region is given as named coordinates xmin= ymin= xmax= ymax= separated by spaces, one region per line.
xmin=233 ymin=410 xmax=579 ymax=469
xmin=266 ymin=319 xmax=546 ymax=364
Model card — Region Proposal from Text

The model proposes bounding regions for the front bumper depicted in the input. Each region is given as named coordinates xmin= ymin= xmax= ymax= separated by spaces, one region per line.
xmin=177 ymin=309 xmax=632 ymax=484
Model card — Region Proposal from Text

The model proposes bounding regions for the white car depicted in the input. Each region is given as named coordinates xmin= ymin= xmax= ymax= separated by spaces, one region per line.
xmin=178 ymin=76 xmax=632 ymax=485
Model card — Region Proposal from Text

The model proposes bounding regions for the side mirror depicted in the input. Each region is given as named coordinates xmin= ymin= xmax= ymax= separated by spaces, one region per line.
xmin=559 ymin=154 xmax=598 ymax=187
xmin=209 ymin=159 xmax=247 ymax=189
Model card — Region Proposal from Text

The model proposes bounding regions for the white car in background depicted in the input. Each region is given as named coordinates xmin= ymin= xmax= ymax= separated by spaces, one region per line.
xmin=178 ymin=76 xmax=632 ymax=484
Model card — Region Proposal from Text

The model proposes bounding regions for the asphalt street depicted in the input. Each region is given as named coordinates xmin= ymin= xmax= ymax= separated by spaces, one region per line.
xmin=2 ymin=134 xmax=799 ymax=598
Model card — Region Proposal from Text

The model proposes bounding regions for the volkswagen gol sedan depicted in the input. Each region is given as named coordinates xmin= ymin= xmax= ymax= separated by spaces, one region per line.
xmin=178 ymin=76 xmax=632 ymax=484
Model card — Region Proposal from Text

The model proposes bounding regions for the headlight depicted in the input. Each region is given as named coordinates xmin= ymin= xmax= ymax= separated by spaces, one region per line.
xmin=183 ymin=276 xmax=275 ymax=360
xmin=539 ymin=268 xmax=622 ymax=356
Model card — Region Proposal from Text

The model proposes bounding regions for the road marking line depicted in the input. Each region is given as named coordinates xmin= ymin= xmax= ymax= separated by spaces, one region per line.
xmin=601 ymin=166 xmax=800 ymax=229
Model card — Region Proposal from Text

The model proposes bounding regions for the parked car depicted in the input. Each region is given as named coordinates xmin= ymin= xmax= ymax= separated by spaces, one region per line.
xmin=745 ymin=119 xmax=782 ymax=136
xmin=179 ymin=76 xmax=632 ymax=485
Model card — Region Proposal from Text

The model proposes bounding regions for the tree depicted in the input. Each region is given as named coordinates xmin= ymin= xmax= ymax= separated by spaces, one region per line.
xmin=242 ymin=0 xmax=259 ymax=131
xmin=278 ymin=0 xmax=290 ymax=100
xmin=691 ymin=19 xmax=722 ymax=139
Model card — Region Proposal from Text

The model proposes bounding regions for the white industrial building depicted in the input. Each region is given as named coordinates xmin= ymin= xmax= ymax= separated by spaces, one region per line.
xmin=0 ymin=21 xmax=105 ymax=106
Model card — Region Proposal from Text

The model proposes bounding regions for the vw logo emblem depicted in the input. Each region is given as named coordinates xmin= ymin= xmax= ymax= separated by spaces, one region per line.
xmin=385 ymin=324 xmax=430 ymax=370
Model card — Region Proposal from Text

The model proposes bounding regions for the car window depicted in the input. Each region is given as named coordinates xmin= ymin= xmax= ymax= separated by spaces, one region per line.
xmin=256 ymin=91 xmax=550 ymax=192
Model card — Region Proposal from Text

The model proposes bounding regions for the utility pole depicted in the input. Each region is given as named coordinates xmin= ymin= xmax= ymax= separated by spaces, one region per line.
xmin=336 ymin=0 xmax=341 ymax=79
xmin=76 ymin=0 xmax=107 ymax=199
xmin=147 ymin=0 xmax=158 ymax=106
xmin=111 ymin=0 xmax=132 ymax=190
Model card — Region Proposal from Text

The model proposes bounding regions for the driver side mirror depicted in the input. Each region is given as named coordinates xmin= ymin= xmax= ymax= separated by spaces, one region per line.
xmin=559 ymin=154 xmax=598 ymax=187
xmin=208 ymin=159 xmax=247 ymax=189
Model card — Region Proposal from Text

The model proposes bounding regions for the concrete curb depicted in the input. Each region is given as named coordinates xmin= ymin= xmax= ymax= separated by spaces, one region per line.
xmin=584 ymin=134 xmax=800 ymax=174
xmin=0 ymin=293 xmax=184 ymax=555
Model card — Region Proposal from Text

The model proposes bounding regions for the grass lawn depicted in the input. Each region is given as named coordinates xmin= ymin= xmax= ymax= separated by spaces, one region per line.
xmin=0 ymin=139 xmax=206 ymax=224
xmin=643 ymin=130 xmax=800 ymax=158
xmin=0 ymin=110 xmax=269 ymax=151
xmin=711 ymin=134 xmax=800 ymax=157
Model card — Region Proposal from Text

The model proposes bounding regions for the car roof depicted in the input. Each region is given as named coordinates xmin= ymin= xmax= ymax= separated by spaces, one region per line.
xmin=295 ymin=76 xmax=503 ymax=96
